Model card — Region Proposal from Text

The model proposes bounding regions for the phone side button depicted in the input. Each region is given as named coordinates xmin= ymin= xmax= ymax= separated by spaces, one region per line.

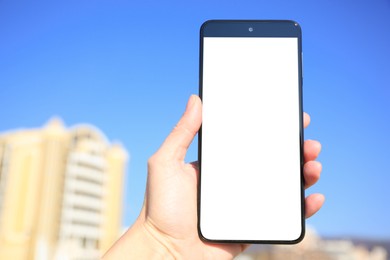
xmin=301 ymin=52 xmax=304 ymax=80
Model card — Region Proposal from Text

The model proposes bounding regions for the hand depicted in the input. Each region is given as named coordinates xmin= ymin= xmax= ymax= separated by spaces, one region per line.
xmin=103 ymin=95 xmax=324 ymax=259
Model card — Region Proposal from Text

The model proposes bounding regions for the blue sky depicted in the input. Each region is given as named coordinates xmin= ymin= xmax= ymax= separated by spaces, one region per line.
xmin=1 ymin=1 xmax=389 ymax=239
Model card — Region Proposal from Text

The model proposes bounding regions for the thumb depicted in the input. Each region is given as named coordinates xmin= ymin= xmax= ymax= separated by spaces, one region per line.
xmin=157 ymin=95 xmax=202 ymax=162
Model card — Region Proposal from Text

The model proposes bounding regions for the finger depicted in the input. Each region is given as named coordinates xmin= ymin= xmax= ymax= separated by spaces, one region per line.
xmin=304 ymin=161 xmax=322 ymax=189
xmin=240 ymin=244 xmax=251 ymax=252
xmin=157 ymin=95 xmax=202 ymax=162
xmin=305 ymin=193 xmax=325 ymax=218
xmin=304 ymin=112 xmax=310 ymax=129
xmin=304 ymin=140 xmax=322 ymax=163
xmin=189 ymin=161 xmax=199 ymax=170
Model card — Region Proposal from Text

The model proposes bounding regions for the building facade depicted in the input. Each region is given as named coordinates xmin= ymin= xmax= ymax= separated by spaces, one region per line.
xmin=0 ymin=118 xmax=128 ymax=260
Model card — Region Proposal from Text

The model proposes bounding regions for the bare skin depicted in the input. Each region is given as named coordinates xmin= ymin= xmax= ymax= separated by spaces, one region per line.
xmin=103 ymin=95 xmax=324 ymax=259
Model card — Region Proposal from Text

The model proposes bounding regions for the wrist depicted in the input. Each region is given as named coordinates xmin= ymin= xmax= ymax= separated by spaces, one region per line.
xmin=102 ymin=219 xmax=176 ymax=259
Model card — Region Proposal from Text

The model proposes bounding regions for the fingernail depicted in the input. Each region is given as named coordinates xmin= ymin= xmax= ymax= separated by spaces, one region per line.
xmin=186 ymin=95 xmax=196 ymax=112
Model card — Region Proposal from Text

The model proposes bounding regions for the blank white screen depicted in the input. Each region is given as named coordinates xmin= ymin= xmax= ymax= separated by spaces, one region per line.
xmin=200 ymin=37 xmax=302 ymax=241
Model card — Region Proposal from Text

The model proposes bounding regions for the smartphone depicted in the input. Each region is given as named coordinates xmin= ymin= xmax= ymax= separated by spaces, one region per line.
xmin=198 ymin=20 xmax=304 ymax=244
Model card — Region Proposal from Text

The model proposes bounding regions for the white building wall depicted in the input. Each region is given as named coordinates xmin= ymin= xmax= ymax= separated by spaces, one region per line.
xmin=57 ymin=130 xmax=109 ymax=260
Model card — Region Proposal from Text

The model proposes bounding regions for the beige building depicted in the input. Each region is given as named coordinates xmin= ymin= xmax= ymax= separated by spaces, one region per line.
xmin=0 ymin=118 xmax=128 ymax=260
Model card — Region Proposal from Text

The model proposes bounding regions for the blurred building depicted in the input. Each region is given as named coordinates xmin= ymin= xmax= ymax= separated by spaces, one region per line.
xmin=0 ymin=118 xmax=128 ymax=260
xmin=236 ymin=227 xmax=388 ymax=260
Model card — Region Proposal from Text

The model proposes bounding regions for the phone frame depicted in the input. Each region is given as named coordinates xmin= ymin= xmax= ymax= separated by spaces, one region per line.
xmin=197 ymin=20 xmax=305 ymax=244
